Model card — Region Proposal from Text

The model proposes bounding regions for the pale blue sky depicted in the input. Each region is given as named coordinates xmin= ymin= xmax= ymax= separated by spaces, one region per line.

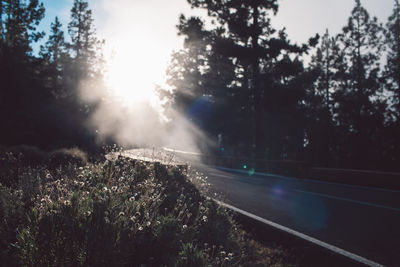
xmin=39 ymin=0 xmax=395 ymax=45
xmin=36 ymin=0 xmax=395 ymax=92
xmin=274 ymin=0 xmax=394 ymax=43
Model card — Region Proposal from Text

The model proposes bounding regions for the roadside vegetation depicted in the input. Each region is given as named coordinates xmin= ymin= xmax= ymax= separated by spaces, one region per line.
xmin=0 ymin=147 xmax=290 ymax=266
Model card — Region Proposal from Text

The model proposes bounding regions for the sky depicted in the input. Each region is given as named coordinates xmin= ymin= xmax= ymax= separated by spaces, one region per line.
xmin=37 ymin=0 xmax=395 ymax=103
xmin=39 ymin=0 xmax=395 ymax=44
xmin=274 ymin=0 xmax=394 ymax=43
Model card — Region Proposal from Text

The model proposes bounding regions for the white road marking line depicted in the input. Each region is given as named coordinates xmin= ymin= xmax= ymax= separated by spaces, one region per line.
xmin=212 ymin=165 xmax=400 ymax=193
xmin=162 ymin=147 xmax=202 ymax=156
xmin=293 ymin=189 xmax=400 ymax=212
xmin=208 ymin=170 xmax=400 ymax=212
xmin=214 ymin=199 xmax=385 ymax=267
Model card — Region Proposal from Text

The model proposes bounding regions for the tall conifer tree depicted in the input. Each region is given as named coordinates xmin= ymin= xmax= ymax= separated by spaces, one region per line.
xmin=0 ymin=0 xmax=44 ymax=53
xmin=385 ymin=0 xmax=400 ymax=117
xmin=307 ymin=30 xmax=344 ymax=165
xmin=335 ymin=0 xmax=385 ymax=167
xmin=168 ymin=0 xmax=315 ymax=161
xmin=68 ymin=0 xmax=100 ymax=75
xmin=41 ymin=17 xmax=65 ymax=63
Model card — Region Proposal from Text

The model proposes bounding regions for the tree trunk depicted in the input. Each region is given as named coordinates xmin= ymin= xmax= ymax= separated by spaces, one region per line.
xmin=251 ymin=3 xmax=263 ymax=163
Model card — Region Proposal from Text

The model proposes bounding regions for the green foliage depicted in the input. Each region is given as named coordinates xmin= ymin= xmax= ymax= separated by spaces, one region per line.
xmin=384 ymin=0 xmax=400 ymax=115
xmin=304 ymin=0 xmax=392 ymax=170
xmin=0 ymin=186 xmax=25 ymax=266
xmin=201 ymin=201 xmax=232 ymax=245
xmin=68 ymin=0 xmax=96 ymax=60
xmin=40 ymin=16 xmax=66 ymax=63
xmin=9 ymin=145 xmax=45 ymax=166
xmin=0 ymin=0 xmax=45 ymax=53
xmin=166 ymin=0 xmax=315 ymax=160
xmin=45 ymin=147 xmax=88 ymax=169
xmin=0 ymin=0 xmax=102 ymax=151
xmin=0 ymin=155 xmax=282 ymax=266
xmin=163 ymin=0 xmax=400 ymax=171
xmin=0 ymin=150 xmax=20 ymax=187
xmin=1 ymin=0 xmax=400 ymax=173
xmin=174 ymin=243 xmax=206 ymax=267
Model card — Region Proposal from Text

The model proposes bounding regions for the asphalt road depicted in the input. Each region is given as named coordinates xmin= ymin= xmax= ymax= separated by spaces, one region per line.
xmin=195 ymin=165 xmax=400 ymax=267
xmin=121 ymin=149 xmax=400 ymax=266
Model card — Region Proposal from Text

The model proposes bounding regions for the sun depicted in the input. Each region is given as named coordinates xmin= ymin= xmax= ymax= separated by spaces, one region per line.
xmin=98 ymin=0 xmax=183 ymax=108
xmin=104 ymin=33 xmax=168 ymax=106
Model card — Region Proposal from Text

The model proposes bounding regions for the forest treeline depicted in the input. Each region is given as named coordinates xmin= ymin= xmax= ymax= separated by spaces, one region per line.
xmin=0 ymin=0 xmax=103 ymax=152
xmin=163 ymin=0 xmax=400 ymax=171
xmin=1 ymin=0 xmax=399 ymax=171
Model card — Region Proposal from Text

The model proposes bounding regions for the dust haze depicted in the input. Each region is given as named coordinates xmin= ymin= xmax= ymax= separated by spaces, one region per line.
xmin=78 ymin=0 xmax=212 ymax=154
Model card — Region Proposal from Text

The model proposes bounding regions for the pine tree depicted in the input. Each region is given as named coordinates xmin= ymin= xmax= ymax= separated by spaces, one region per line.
xmin=41 ymin=17 xmax=65 ymax=63
xmin=66 ymin=0 xmax=104 ymax=104
xmin=187 ymin=0 xmax=280 ymax=159
xmin=377 ymin=0 xmax=400 ymax=171
xmin=335 ymin=0 xmax=385 ymax=167
xmin=65 ymin=0 xmax=104 ymax=148
xmin=0 ymin=1 xmax=54 ymax=148
xmin=40 ymin=16 xmax=69 ymax=98
xmin=312 ymin=30 xmax=343 ymax=118
xmin=68 ymin=0 xmax=97 ymax=64
xmin=306 ymin=30 xmax=337 ymax=165
xmin=385 ymin=0 xmax=400 ymax=117
xmin=168 ymin=0 xmax=315 ymax=161
xmin=167 ymin=16 xmax=211 ymax=110
xmin=0 ymin=0 xmax=45 ymax=53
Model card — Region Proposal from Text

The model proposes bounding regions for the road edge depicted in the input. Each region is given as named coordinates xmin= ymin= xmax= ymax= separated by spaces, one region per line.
xmin=214 ymin=199 xmax=384 ymax=267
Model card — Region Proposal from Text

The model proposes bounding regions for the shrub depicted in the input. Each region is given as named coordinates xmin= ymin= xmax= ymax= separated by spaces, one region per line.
xmin=1 ymin=156 xmax=286 ymax=266
xmin=0 ymin=151 xmax=19 ymax=187
xmin=151 ymin=215 xmax=184 ymax=265
xmin=174 ymin=243 xmax=206 ymax=267
xmin=0 ymin=145 xmax=44 ymax=187
xmin=0 ymin=186 xmax=26 ymax=265
xmin=0 ymin=145 xmax=44 ymax=188
xmin=197 ymin=201 xmax=232 ymax=248
xmin=9 ymin=145 xmax=45 ymax=166
xmin=46 ymin=148 xmax=88 ymax=169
